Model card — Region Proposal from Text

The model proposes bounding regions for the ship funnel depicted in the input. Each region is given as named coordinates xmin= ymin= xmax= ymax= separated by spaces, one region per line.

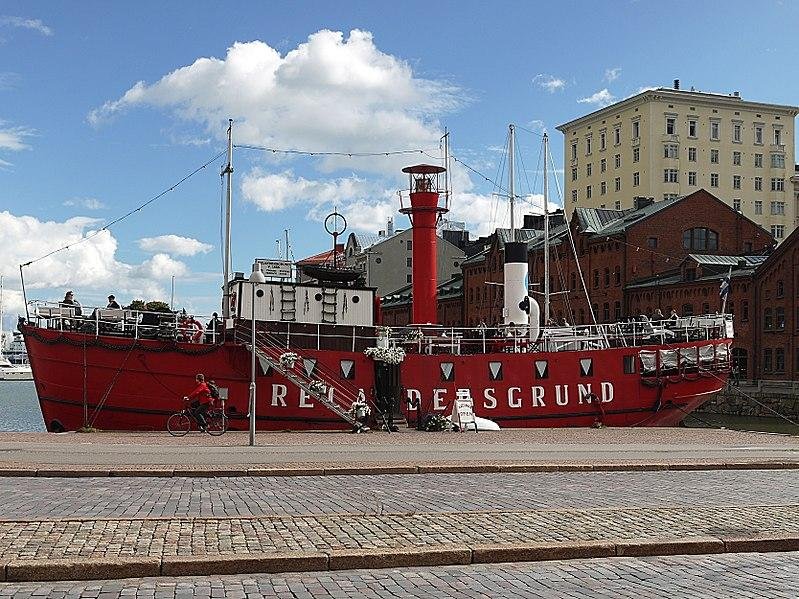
xmin=400 ymin=164 xmax=448 ymax=325
xmin=503 ymin=240 xmax=530 ymax=330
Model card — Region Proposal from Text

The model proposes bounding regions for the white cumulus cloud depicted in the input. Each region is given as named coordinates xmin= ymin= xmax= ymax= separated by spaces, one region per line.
xmin=137 ymin=235 xmax=213 ymax=256
xmin=63 ymin=197 xmax=106 ymax=210
xmin=533 ymin=74 xmax=566 ymax=93
xmin=603 ymin=67 xmax=621 ymax=83
xmin=0 ymin=16 xmax=53 ymax=36
xmin=577 ymin=88 xmax=616 ymax=107
xmin=0 ymin=211 xmax=190 ymax=312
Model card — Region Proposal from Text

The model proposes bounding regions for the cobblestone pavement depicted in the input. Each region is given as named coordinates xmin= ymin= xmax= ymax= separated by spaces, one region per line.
xmin=1 ymin=505 xmax=797 ymax=561
xmin=2 ymin=552 xmax=798 ymax=598
xmin=1 ymin=470 xmax=798 ymax=520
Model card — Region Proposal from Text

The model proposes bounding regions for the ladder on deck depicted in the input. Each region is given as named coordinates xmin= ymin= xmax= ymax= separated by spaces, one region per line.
xmin=280 ymin=285 xmax=296 ymax=321
xmin=235 ymin=325 xmax=379 ymax=431
xmin=320 ymin=287 xmax=337 ymax=324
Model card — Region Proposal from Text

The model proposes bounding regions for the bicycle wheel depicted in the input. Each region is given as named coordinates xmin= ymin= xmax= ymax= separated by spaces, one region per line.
xmin=167 ymin=412 xmax=191 ymax=436
xmin=206 ymin=411 xmax=227 ymax=436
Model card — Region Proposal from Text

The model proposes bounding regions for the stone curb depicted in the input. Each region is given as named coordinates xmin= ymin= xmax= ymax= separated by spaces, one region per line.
xmin=1 ymin=461 xmax=798 ymax=478
xmin=3 ymin=535 xmax=799 ymax=582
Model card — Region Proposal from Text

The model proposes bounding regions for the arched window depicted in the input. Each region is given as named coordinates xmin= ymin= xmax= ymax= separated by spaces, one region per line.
xmin=764 ymin=307 xmax=773 ymax=329
xmin=682 ymin=228 xmax=719 ymax=251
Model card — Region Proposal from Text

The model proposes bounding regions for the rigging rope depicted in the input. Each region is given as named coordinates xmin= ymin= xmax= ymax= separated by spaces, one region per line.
xmin=234 ymin=144 xmax=437 ymax=158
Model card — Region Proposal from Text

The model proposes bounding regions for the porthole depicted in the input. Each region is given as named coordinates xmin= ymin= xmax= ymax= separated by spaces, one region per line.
xmin=315 ymin=293 xmax=322 ymax=301
xmin=375 ymin=257 xmax=382 ymax=264
xmin=352 ymin=295 xmax=360 ymax=303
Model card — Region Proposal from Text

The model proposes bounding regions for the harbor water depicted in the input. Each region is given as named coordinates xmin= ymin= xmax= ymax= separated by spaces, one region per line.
xmin=0 ymin=381 xmax=45 ymax=432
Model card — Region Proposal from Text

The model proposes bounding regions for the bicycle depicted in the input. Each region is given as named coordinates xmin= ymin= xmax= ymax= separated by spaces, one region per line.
xmin=167 ymin=400 xmax=227 ymax=437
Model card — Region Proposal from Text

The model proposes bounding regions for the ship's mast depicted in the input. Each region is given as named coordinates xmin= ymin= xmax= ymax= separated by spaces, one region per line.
xmin=543 ymin=132 xmax=550 ymax=325
xmin=508 ymin=124 xmax=516 ymax=242
xmin=0 ymin=275 xmax=4 ymax=359
xmin=222 ymin=119 xmax=234 ymax=319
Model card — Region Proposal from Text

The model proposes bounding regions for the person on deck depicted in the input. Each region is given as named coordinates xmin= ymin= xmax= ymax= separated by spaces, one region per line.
xmin=178 ymin=315 xmax=204 ymax=343
xmin=184 ymin=373 xmax=213 ymax=430
xmin=106 ymin=295 xmax=121 ymax=309
xmin=60 ymin=291 xmax=82 ymax=316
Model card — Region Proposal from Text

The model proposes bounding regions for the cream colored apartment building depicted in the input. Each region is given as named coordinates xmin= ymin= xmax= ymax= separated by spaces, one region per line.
xmin=557 ymin=85 xmax=798 ymax=242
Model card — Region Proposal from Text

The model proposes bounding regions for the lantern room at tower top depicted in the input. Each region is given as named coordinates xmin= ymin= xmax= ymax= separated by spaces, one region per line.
xmin=399 ymin=164 xmax=449 ymax=326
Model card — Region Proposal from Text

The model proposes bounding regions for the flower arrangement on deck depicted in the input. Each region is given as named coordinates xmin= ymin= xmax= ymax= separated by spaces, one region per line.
xmin=279 ymin=352 xmax=300 ymax=369
xmin=308 ymin=380 xmax=327 ymax=395
xmin=364 ymin=345 xmax=406 ymax=365
xmin=348 ymin=398 xmax=371 ymax=419
xmin=423 ymin=413 xmax=453 ymax=432
xmin=405 ymin=328 xmax=424 ymax=341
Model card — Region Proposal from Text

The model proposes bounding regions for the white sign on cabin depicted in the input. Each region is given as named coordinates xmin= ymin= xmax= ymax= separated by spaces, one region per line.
xmin=451 ymin=389 xmax=477 ymax=432
xmin=255 ymin=259 xmax=292 ymax=279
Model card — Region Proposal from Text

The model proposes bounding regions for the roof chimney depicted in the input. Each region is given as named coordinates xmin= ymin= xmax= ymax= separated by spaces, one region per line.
xmin=387 ymin=216 xmax=394 ymax=236
xmin=733 ymin=91 xmax=740 ymax=97
xmin=673 ymin=79 xmax=680 ymax=90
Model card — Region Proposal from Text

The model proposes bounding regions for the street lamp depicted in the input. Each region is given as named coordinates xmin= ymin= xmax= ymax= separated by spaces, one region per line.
xmin=249 ymin=263 xmax=266 ymax=447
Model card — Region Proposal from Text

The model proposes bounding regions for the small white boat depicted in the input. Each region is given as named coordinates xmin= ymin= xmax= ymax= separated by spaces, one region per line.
xmin=0 ymin=276 xmax=33 ymax=381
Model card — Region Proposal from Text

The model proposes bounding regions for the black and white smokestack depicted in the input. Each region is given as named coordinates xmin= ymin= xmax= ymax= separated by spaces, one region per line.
xmin=674 ymin=79 xmax=680 ymax=90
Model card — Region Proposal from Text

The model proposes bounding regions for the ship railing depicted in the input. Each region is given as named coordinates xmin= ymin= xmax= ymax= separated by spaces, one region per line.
xmin=29 ymin=301 xmax=223 ymax=344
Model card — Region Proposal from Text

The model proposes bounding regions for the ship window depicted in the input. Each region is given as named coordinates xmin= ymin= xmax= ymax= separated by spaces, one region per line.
xmin=580 ymin=358 xmax=593 ymax=377
xmin=623 ymin=355 xmax=635 ymax=374
xmin=440 ymin=362 xmax=455 ymax=382
xmin=340 ymin=360 xmax=356 ymax=380
xmin=534 ymin=360 xmax=549 ymax=379
xmin=488 ymin=361 xmax=503 ymax=381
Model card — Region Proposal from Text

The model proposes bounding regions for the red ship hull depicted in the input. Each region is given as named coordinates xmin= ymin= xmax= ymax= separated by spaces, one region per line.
xmin=22 ymin=325 xmax=729 ymax=432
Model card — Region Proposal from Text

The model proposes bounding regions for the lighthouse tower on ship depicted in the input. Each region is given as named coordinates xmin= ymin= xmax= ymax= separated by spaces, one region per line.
xmin=399 ymin=164 xmax=449 ymax=325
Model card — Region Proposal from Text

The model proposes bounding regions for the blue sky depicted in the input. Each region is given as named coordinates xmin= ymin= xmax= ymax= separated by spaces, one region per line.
xmin=1 ymin=0 xmax=797 ymax=322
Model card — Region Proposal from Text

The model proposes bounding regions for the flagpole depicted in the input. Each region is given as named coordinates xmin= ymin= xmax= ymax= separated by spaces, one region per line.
xmin=720 ymin=266 xmax=732 ymax=315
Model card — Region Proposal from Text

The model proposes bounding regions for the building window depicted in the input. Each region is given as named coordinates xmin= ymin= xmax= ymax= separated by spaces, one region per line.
xmin=647 ymin=237 xmax=658 ymax=249
xmin=688 ymin=119 xmax=697 ymax=137
xmin=771 ymin=178 xmax=785 ymax=192
xmin=682 ymin=303 xmax=694 ymax=316
xmin=600 ymin=158 xmax=607 ymax=173
xmin=664 ymin=169 xmax=679 ymax=183
xmin=732 ymin=151 xmax=741 ymax=166
xmin=733 ymin=175 xmax=741 ymax=189
xmin=771 ymin=154 xmax=785 ymax=168
xmin=614 ymin=301 xmax=622 ymax=320
xmin=603 ymin=303 xmax=610 ymax=322
xmin=710 ymin=149 xmax=719 ymax=164
xmin=682 ymin=228 xmax=719 ymax=251
xmin=593 ymin=269 xmax=599 ymax=288
xmin=742 ymin=301 xmax=749 ymax=321
xmin=754 ymin=126 xmax=763 ymax=145
xmin=615 ymin=200 xmax=621 ymax=210
xmin=633 ymin=172 xmax=640 ymax=186
xmin=710 ymin=173 xmax=719 ymax=187
xmin=664 ymin=144 xmax=679 ymax=159
xmin=666 ymin=117 xmax=676 ymax=134
xmin=777 ymin=280 xmax=784 ymax=298
xmin=614 ymin=127 xmax=621 ymax=145
xmin=570 ymin=272 xmax=576 ymax=290
xmin=632 ymin=147 xmax=639 ymax=163
xmin=688 ymin=171 xmax=697 ymax=186
xmin=733 ymin=198 xmax=741 ymax=212
xmin=763 ymin=349 xmax=772 ymax=372
xmin=754 ymin=153 xmax=763 ymax=168
xmin=614 ymin=154 xmax=621 ymax=169
xmin=586 ymin=137 xmax=592 ymax=155
xmin=632 ymin=120 xmax=640 ymax=139
xmin=688 ymin=147 xmax=697 ymax=162
xmin=406 ymin=257 xmax=412 ymax=267
xmin=586 ymin=185 xmax=592 ymax=199
xmin=407 ymin=273 xmax=412 ymax=283
xmin=771 ymin=225 xmax=785 ymax=239
xmin=600 ymin=181 xmax=606 ymax=195
xmin=771 ymin=201 xmax=785 ymax=215
xmin=754 ymin=177 xmax=763 ymax=191
xmin=600 ymin=131 xmax=606 ymax=150
xmin=614 ymin=266 xmax=621 ymax=285
xmin=776 ymin=348 xmax=785 ymax=372
xmin=571 ymin=143 xmax=577 ymax=160
xmin=755 ymin=200 xmax=763 ymax=215
xmin=571 ymin=167 xmax=578 ymax=181
xmin=407 ymin=240 xmax=413 ymax=250
xmin=586 ymin=163 xmax=592 ymax=177
xmin=733 ymin=123 xmax=741 ymax=142
xmin=614 ymin=177 xmax=621 ymax=192
xmin=710 ymin=121 xmax=720 ymax=140
xmin=604 ymin=268 xmax=610 ymax=287
xmin=774 ymin=128 xmax=782 ymax=145
xmin=572 ymin=189 xmax=578 ymax=203
xmin=764 ymin=308 xmax=773 ymax=329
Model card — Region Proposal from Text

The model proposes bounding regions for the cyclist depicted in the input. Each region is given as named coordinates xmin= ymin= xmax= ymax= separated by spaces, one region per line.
xmin=184 ymin=373 xmax=213 ymax=431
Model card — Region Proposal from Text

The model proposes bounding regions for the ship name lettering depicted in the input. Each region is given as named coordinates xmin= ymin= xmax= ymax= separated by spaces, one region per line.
xmin=433 ymin=388 xmax=447 ymax=411
xmin=555 ymin=384 xmax=569 ymax=406
xmin=601 ymin=382 xmax=614 ymax=403
xmin=271 ymin=384 xmax=287 ymax=407
xmin=298 ymin=389 xmax=314 ymax=408
xmin=483 ymin=388 xmax=496 ymax=409
xmin=508 ymin=387 xmax=522 ymax=408
xmin=406 ymin=388 xmax=420 ymax=411
xmin=577 ymin=384 xmax=593 ymax=404
xmin=531 ymin=386 xmax=546 ymax=407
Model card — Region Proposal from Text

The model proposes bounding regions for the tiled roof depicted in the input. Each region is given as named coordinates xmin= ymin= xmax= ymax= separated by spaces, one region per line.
xmin=687 ymin=254 xmax=767 ymax=267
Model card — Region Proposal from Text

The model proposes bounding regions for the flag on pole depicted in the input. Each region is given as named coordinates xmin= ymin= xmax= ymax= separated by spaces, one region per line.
xmin=719 ymin=272 xmax=730 ymax=298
